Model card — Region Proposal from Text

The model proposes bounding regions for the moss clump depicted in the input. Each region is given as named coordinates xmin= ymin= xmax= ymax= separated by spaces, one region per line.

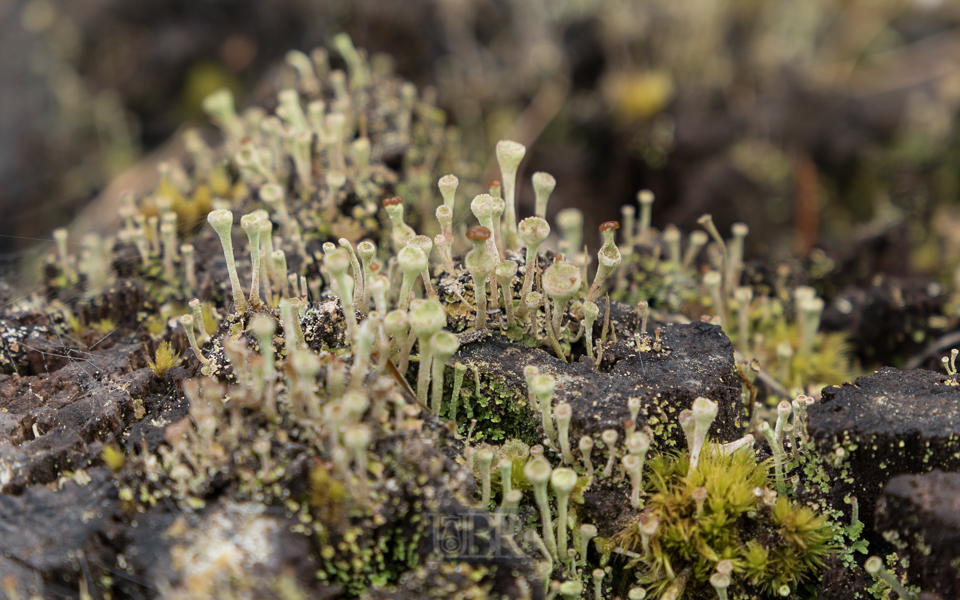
xmin=438 ymin=362 xmax=539 ymax=444
xmin=146 ymin=340 xmax=181 ymax=376
xmin=610 ymin=448 xmax=837 ymax=598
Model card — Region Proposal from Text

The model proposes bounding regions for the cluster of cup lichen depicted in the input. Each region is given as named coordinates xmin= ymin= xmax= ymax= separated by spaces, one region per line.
xmin=41 ymin=34 xmax=500 ymax=597
xmin=33 ymin=30 xmax=857 ymax=600
xmin=609 ymin=204 xmax=856 ymax=397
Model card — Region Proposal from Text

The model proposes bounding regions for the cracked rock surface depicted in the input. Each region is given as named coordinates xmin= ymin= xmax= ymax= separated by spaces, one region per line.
xmin=0 ymin=342 xmax=181 ymax=494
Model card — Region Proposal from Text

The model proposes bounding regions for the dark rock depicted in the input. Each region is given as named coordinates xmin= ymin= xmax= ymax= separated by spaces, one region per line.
xmin=807 ymin=367 xmax=960 ymax=527
xmin=0 ymin=342 xmax=159 ymax=493
xmin=875 ymin=470 xmax=960 ymax=598
xmin=0 ymin=468 xmax=119 ymax=598
xmin=582 ymin=480 xmax=641 ymax=538
xmin=125 ymin=367 xmax=192 ymax=451
xmin=0 ymin=309 xmax=83 ymax=375
xmin=364 ymin=559 xmax=545 ymax=600
xmin=91 ymin=279 xmax=160 ymax=327
xmin=452 ymin=302 xmax=743 ymax=534
xmin=820 ymin=276 xmax=946 ymax=368
xmin=23 ymin=336 xmax=84 ymax=374
xmin=111 ymin=500 xmax=339 ymax=600
xmin=815 ymin=552 xmax=870 ymax=600
xmin=453 ymin=306 xmax=743 ymax=452
xmin=360 ymin=431 xmax=542 ymax=600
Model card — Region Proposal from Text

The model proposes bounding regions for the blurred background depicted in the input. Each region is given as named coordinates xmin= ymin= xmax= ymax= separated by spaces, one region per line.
xmin=5 ymin=0 xmax=960 ymax=296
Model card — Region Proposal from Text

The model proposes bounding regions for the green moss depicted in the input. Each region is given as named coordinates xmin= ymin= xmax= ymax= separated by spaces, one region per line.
xmin=147 ymin=340 xmax=181 ymax=376
xmin=437 ymin=362 xmax=539 ymax=445
xmin=609 ymin=447 xmax=837 ymax=598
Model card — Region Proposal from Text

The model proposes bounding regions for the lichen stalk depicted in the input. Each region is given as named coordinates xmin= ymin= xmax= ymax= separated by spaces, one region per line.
xmin=279 ymin=299 xmax=303 ymax=356
xmin=180 ymin=315 xmax=211 ymax=367
xmin=188 ymin=298 xmax=209 ymax=342
xmin=259 ymin=183 xmax=293 ymax=235
xmin=583 ymin=301 xmax=599 ymax=364
xmin=734 ymin=286 xmax=753 ymax=354
xmin=865 ymin=556 xmax=915 ymax=600
xmin=551 ymin=468 xmax=577 ymax=567
xmin=410 ymin=298 xmax=446 ymax=406
xmin=382 ymin=196 xmax=415 ymax=252
xmin=543 ymin=255 xmax=582 ymax=338
xmin=272 ymin=249 xmax=289 ymax=298
xmin=620 ymin=205 xmax=635 ymax=251
xmin=531 ymin=374 xmax=558 ymax=446
xmin=356 ymin=241 xmax=377 ymax=312
xmin=637 ymin=190 xmax=654 ymax=243
xmin=207 ymin=209 xmax=248 ymax=313
xmin=181 ymin=243 xmax=197 ymax=290
xmin=580 ymin=524 xmax=597 ymax=569
xmin=429 ymin=331 xmax=459 ymax=414
xmin=601 ymin=429 xmax=619 ymax=479
xmin=488 ymin=181 xmax=506 ymax=260
xmin=698 ymin=214 xmax=731 ymax=301
xmin=692 ymin=487 xmax=707 ymax=518
xmin=524 ymin=529 xmax=553 ymax=575
xmin=524 ymin=458 xmax=557 ymax=560
xmin=517 ymin=217 xmax=550 ymax=317
xmin=396 ymin=246 xmax=426 ymax=313
xmin=532 ymin=172 xmax=556 ymax=219
xmin=709 ymin=573 xmax=730 ymax=600
xmin=471 ymin=194 xmax=501 ymax=304
xmin=348 ymin=318 xmax=377 ymax=390
xmin=759 ymin=421 xmax=786 ymax=495
xmin=728 ymin=222 xmax=749 ymax=288
xmin=343 ymin=424 xmax=371 ymax=484
xmin=663 ymin=224 xmax=681 ymax=268
xmin=579 ymin=436 xmax=595 ymax=481
xmin=496 ymin=261 xmax=519 ymax=328
xmin=324 ymin=249 xmax=358 ymax=342
xmin=160 ymin=220 xmax=177 ymax=282
xmin=434 ymin=215 xmax=455 ymax=273
xmin=585 ymin=222 xmax=622 ymax=304
xmin=623 ymin=454 xmax=643 ymax=508
xmin=291 ymin=350 xmax=322 ymax=418
xmin=339 ymin=238 xmax=364 ymax=309
xmin=450 ymin=362 xmax=468 ymax=422
xmin=250 ymin=315 xmax=277 ymax=418
xmin=682 ymin=230 xmax=708 ymax=268
xmin=407 ymin=235 xmax=436 ymax=296
xmin=554 ymin=402 xmax=575 ymax=465
xmin=465 ymin=226 xmax=497 ymax=330
xmin=496 ymin=140 xmax=526 ymax=250
xmin=626 ymin=432 xmax=650 ymax=505
xmin=438 ymin=174 xmax=458 ymax=209
xmin=477 ymin=447 xmax=494 ymax=507
xmin=240 ymin=213 xmax=263 ymax=307
xmin=689 ymin=397 xmax=718 ymax=470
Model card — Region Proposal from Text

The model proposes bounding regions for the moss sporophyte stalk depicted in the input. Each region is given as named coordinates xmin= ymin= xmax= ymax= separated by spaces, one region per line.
xmin=18 ymin=31 xmax=890 ymax=600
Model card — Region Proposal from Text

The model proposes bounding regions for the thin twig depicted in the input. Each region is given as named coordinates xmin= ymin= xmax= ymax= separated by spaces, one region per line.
xmin=904 ymin=329 xmax=960 ymax=371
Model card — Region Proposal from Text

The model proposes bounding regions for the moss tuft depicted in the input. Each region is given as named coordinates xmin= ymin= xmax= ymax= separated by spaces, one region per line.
xmin=610 ymin=447 xmax=837 ymax=598
xmin=147 ymin=340 xmax=181 ymax=376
